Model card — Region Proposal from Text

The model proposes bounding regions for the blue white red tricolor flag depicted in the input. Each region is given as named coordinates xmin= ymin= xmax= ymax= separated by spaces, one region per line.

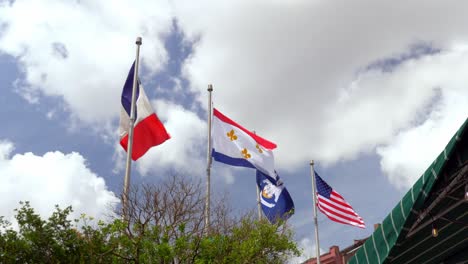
xmin=315 ymin=172 xmax=365 ymax=228
xmin=119 ymin=62 xmax=170 ymax=160
xmin=257 ymin=170 xmax=295 ymax=224
xmin=211 ymin=108 xmax=277 ymax=177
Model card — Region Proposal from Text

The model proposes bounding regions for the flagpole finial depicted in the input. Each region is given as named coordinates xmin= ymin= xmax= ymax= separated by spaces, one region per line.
xmin=208 ymin=84 xmax=213 ymax=92
xmin=136 ymin=37 xmax=142 ymax=45
xmin=310 ymin=160 xmax=314 ymax=165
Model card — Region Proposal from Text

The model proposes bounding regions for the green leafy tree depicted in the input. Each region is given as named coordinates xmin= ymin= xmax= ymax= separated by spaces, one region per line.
xmin=196 ymin=216 xmax=299 ymax=264
xmin=0 ymin=175 xmax=299 ymax=263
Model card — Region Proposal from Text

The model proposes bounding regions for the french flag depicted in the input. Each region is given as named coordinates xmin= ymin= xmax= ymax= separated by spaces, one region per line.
xmin=211 ymin=108 xmax=277 ymax=177
xmin=119 ymin=62 xmax=170 ymax=160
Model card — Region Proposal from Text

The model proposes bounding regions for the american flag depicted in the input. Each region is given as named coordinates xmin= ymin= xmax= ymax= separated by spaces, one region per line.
xmin=315 ymin=172 xmax=365 ymax=228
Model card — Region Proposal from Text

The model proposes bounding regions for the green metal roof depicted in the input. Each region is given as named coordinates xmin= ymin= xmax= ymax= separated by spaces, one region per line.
xmin=349 ymin=117 xmax=468 ymax=264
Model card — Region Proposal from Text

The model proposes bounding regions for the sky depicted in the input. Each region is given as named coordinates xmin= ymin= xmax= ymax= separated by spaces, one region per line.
xmin=1 ymin=0 xmax=468 ymax=262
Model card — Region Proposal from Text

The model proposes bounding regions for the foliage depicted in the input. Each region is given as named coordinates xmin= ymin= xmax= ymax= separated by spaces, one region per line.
xmin=196 ymin=217 xmax=300 ymax=264
xmin=0 ymin=175 xmax=299 ymax=263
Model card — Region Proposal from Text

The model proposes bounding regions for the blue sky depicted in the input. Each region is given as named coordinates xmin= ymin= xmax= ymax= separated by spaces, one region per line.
xmin=1 ymin=1 xmax=468 ymax=262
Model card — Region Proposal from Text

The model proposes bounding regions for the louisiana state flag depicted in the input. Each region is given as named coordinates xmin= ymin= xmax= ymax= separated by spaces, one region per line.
xmin=211 ymin=108 xmax=276 ymax=177
xmin=257 ymin=170 xmax=294 ymax=224
xmin=119 ymin=62 xmax=170 ymax=160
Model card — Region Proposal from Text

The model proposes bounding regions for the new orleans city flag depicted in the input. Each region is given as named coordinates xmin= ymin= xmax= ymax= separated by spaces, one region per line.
xmin=211 ymin=108 xmax=277 ymax=176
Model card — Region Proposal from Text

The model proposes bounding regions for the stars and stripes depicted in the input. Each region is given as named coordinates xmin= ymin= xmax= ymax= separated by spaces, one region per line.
xmin=315 ymin=172 xmax=365 ymax=228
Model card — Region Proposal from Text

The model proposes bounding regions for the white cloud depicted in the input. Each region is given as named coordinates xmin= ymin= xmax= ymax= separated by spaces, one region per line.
xmin=173 ymin=0 xmax=468 ymax=172
xmin=288 ymin=237 xmax=324 ymax=264
xmin=377 ymin=88 xmax=468 ymax=189
xmin=0 ymin=0 xmax=173 ymax=126
xmin=0 ymin=140 xmax=119 ymax=224
xmin=1 ymin=0 xmax=468 ymax=191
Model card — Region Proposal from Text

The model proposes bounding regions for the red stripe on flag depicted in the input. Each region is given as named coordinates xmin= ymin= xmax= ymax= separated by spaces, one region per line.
xmin=317 ymin=197 xmax=364 ymax=224
xmin=316 ymin=193 xmax=365 ymax=228
xmin=318 ymin=206 xmax=364 ymax=227
xmin=318 ymin=206 xmax=365 ymax=228
xmin=317 ymin=196 xmax=360 ymax=217
xmin=318 ymin=205 xmax=365 ymax=228
xmin=213 ymin=108 xmax=277 ymax=150
xmin=328 ymin=194 xmax=356 ymax=211
xmin=120 ymin=113 xmax=170 ymax=160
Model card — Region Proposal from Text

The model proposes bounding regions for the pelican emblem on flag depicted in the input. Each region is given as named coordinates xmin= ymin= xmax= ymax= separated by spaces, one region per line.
xmin=227 ymin=129 xmax=238 ymax=141
xmin=260 ymin=179 xmax=282 ymax=208
xmin=241 ymin=148 xmax=251 ymax=159
xmin=262 ymin=188 xmax=272 ymax=199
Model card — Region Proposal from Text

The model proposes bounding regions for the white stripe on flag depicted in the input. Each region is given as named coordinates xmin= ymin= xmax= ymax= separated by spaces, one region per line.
xmin=328 ymin=193 xmax=361 ymax=215
xmin=317 ymin=197 xmax=360 ymax=220
xmin=317 ymin=205 xmax=365 ymax=228
xmin=317 ymin=194 xmax=365 ymax=227
xmin=317 ymin=200 xmax=365 ymax=226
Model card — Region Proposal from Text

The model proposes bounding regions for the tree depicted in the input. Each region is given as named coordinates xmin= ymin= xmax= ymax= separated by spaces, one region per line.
xmin=0 ymin=174 xmax=299 ymax=263
xmin=196 ymin=216 xmax=299 ymax=264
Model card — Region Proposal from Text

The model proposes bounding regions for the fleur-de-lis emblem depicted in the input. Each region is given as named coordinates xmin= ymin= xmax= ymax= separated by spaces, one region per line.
xmin=256 ymin=144 xmax=263 ymax=154
xmin=227 ymin=129 xmax=238 ymax=141
xmin=241 ymin=148 xmax=251 ymax=159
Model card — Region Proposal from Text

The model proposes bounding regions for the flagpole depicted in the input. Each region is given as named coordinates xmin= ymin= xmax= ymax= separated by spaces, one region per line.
xmin=122 ymin=37 xmax=142 ymax=221
xmin=257 ymin=185 xmax=262 ymax=220
xmin=310 ymin=160 xmax=321 ymax=264
xmin=253 ymin=130 xmax=262 ymax=220
xmin=205 ymin=84 xmax=213 ymax=234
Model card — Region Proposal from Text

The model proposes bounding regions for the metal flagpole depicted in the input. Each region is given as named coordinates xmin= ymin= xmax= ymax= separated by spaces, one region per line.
xmin=257 ymin=185 xmax=262 ymax=220
xmin=253 ymin=130 xmax=262 ymax=220
xmin=122 ymin=37 xmax=142 ymax=221
xmin=205 ymin=84 xmax=213 ymax=234
xmin=310 ymin=160 xmax=321 ymax=264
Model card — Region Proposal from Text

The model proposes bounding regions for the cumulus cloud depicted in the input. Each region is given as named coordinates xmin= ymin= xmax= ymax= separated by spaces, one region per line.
xmin=173 ymin=0 xmax=468 ymax=171
xmin=377 ymin=81 xmax=468 ymax=188
xmin=1 ymin=0 xmax=468 ymax=191
xmin=321 ymin=47 xmax=468 ymax=164
xmin=0 ymin=140 xmax=118 ymax=224
xmin=0 ymin=0 xmax=173 ymax=126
